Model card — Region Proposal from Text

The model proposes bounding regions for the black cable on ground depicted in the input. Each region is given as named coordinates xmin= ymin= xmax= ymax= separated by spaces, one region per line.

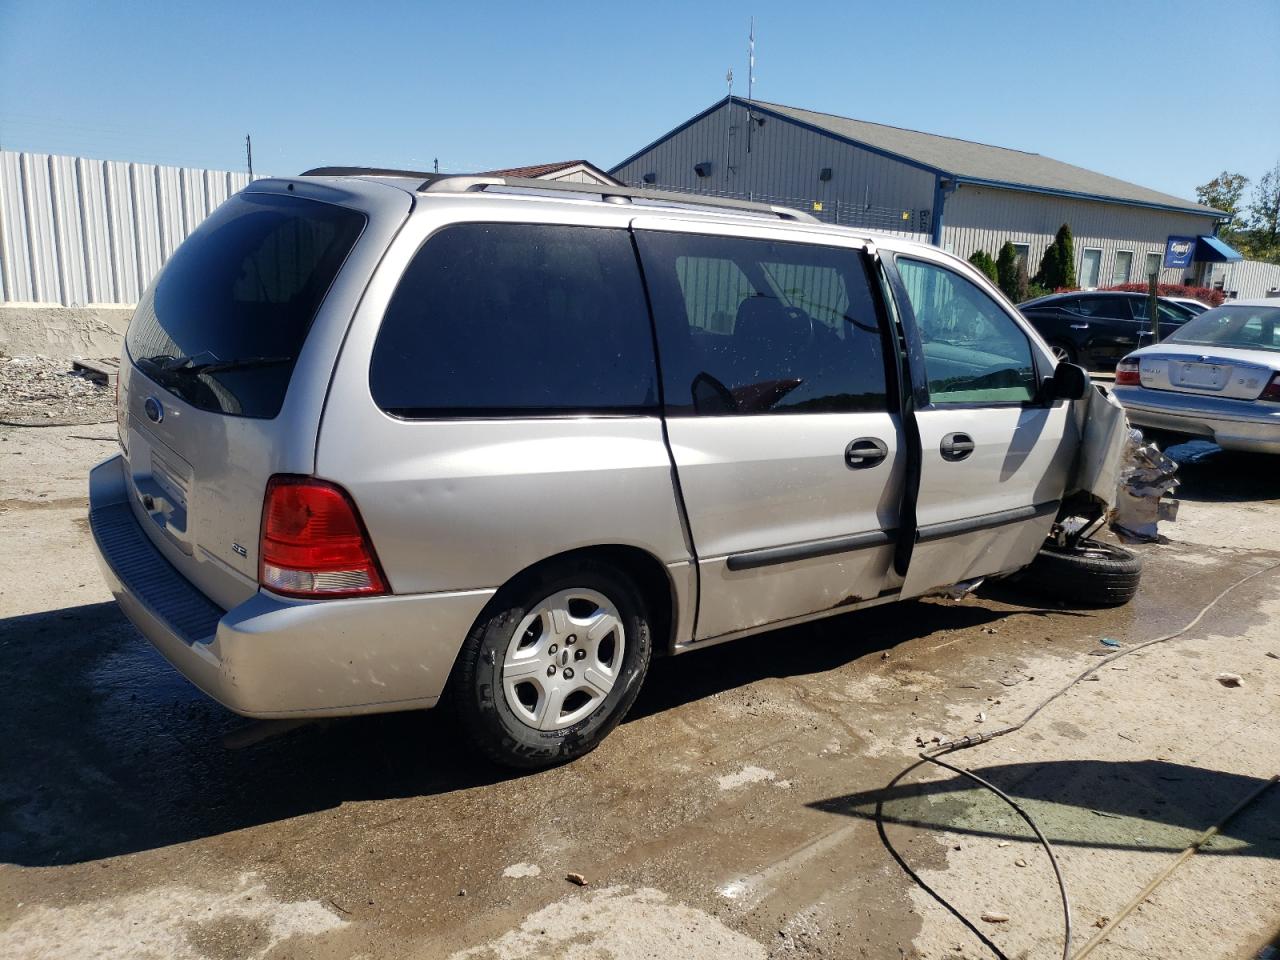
xmin=877 ymin=559 xmax=1280 ymax=960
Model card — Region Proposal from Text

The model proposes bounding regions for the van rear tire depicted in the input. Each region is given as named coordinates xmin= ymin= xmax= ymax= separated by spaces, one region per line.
xmin=451 ymin=561 xmax=652 ymax=769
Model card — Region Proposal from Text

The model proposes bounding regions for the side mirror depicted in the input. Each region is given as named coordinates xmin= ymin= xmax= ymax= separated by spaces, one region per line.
xmin=1044 ymin=361 xmax=1089 ymax=402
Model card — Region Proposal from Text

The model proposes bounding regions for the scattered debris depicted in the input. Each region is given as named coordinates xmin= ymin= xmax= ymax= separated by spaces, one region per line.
xmin=997 ymin=841 xmax=1010 ymax=848
xmin=1094 ymin=916 xmax=1111 ymax=929
xmin=980 ymin=912 xmax=1010 ymax=924
xmin=999 ymin=672 xmax=1032 ymax=687
xmin=975 ymin=711 xmax=986 ymax=724
xmin=1216 ymin=673 xmax=1244 ymax=688
xmin=1100 ymin=637 xmax=1121 ymax=648
xmin=1266 ymin=652 xmax=1279 ymax=660
xmin=1014 ymin=858 xmax=1027 ymax=868
xmin=0 ymin=356 xmax=116 ymax=426
xmin=565 ymin=873 xmax=588 ymax=887
xmin=1163 ymin=439 xmax=1220 ymax=466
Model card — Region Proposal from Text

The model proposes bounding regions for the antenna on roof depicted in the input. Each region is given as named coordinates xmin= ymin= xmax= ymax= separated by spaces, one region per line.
xmin=724 ymin=67 xmax=734 ymax=181
xmin=746 ymin=17 xmax=756 ymax=154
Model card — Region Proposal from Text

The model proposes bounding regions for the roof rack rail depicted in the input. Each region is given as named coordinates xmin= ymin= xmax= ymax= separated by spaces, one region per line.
xmin=300 ymin=166 xmax=451 ymax=181
xmin=421 ymin=175 xmax=820 ymax=224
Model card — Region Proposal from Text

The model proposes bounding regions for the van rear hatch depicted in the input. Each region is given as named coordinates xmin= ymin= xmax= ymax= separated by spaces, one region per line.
xmin=116 ymin=179 xmax=410 ymax=610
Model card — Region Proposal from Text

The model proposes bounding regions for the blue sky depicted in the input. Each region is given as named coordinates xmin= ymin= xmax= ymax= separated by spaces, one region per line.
xmin=2 ymin=0 xmax=1277 ymax=202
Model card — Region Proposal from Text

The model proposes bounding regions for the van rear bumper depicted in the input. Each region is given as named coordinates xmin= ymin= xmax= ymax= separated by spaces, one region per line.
xmin=89 ymin=455 xmax=496 ymax=718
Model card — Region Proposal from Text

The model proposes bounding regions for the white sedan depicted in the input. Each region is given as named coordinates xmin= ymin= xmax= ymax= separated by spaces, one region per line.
xmin=1112 ymin=298 xmax=1280 ymax=453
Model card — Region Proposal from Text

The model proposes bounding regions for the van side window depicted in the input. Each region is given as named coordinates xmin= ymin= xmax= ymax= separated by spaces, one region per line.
xmin=370 ymin=224 xmax=658 ymax=417
xmin=636 ymin=232 xmax=888 ymax=416
xmin=895 ymin=257 xmax=1037 ymax=405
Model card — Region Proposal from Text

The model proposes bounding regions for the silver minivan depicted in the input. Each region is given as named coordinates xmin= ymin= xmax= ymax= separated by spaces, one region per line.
xmin=90 ymin=171 xmax=1135 ymax=767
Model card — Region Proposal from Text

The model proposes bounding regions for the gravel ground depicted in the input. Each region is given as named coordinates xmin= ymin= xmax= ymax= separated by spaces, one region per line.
xmin=0 ymin=357 xmax=115 ymax=426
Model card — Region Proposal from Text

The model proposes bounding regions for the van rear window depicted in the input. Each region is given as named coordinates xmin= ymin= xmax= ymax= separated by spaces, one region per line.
xmin=126 ymin=193 xmax=365 ymax=418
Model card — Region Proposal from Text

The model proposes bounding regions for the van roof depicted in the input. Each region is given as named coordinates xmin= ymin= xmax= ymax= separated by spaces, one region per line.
xmin=263 ymin=169 xmax=950 ymax=259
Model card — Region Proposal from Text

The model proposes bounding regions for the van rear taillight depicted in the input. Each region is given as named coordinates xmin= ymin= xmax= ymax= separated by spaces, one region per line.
xmin=1261 ymin=373 xmax=1280 ymax=403
xmin=1115 ymin=358 xmax=1141 ymax=386
xmin=260 ymin=476 xmax=387 ymax=599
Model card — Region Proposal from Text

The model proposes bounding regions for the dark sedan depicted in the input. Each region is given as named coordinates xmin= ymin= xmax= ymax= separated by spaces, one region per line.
xmin=1019 ymin=292 xmax=1197 ymax=368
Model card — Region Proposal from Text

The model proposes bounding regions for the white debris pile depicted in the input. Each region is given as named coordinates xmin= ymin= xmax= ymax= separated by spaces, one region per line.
xmin=0 ymin=356 xmax=115 ymax=425
xmin=1112 ymin=429 xmax=1179 ymax=541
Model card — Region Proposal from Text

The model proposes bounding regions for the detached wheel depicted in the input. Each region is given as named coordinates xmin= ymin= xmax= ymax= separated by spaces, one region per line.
xmin=452 ymin=563 xmax=652 ymax=769
xmin=1018 ymin=538 xmax=1142 ymax=607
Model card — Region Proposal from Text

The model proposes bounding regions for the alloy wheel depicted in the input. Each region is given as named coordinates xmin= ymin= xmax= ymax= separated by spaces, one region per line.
xmin=501 ymin=588 xmax=625 ymax=731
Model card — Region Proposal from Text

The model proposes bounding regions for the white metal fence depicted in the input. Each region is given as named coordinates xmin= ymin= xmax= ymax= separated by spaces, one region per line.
xmin=0 ymin=150 xmax=260 ymax=307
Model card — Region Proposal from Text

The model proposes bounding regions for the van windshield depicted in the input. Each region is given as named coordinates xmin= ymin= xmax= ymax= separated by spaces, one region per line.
xmin=126 ymin=192 xmax=365 ymax=418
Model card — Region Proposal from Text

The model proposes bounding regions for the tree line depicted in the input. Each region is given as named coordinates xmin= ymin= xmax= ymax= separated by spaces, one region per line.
xmin=1195 ymin=162 xmax=1280 ymax=264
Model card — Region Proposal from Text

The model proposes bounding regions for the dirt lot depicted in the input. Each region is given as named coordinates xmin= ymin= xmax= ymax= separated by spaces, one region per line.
xmin=1 ymin=415 xmax=1278 ymax=959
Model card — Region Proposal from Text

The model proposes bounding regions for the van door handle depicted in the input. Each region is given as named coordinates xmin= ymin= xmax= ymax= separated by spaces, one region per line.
xmin=845 ymin=437 xmax=888 ymax=469
xmin=940 ymin=432 xmax=975 ymax=462
xmin=1069 ymin=322 xmax=1090 ymax=330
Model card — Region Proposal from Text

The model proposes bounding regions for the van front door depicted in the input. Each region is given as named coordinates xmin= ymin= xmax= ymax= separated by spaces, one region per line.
xmin=889 ymin=255 xmax=1074 ymax=598
xmin=633 ymin=219 xmax=904 ymax=641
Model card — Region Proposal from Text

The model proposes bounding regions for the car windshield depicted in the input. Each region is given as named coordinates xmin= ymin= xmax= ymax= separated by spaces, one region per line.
xmin=1164 ymin=304 xmax=1280 ymax=353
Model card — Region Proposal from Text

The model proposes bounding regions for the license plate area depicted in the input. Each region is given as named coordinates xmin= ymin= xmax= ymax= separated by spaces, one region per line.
xmin=1173 ymin=362 xmax=1228 ymax=390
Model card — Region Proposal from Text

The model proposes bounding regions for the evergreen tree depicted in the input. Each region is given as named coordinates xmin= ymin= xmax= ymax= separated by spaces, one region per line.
xmin=1054 ymin=223 xmax=1077 ymax=289
xmin=968 ymin=249 xmax=998 ymax=283
xmin=1014 ymin=258 xmax=1031 ymax=302
xmin=996 ymin=242 xmax=1019 ymax=300
xmin=1033 ymin=239 xmax=1059 ymax=288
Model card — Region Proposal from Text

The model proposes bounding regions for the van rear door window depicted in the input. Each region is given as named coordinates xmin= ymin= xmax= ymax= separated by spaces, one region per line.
xmin=126 ymin=193 xmax=365 ymax=419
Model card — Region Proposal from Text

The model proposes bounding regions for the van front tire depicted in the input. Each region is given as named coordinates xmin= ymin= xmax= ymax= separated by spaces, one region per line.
xmin=451 ymin=562 xmax=652 ymax=769
xmin=1017 ymin=537 xmax=1142 ymax=607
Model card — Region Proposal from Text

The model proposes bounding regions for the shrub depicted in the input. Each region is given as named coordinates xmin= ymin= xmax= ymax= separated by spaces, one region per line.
xmin=1101 ymin=282 xmax=1226 ymax=307
xmin=968 ymin=249 xmax=999 ymax=283
xmin=1033 ymin=224 xmax=1078 ymax=290
xmin=996 ymin=242 xmax=1020 ymax=300
xmin=1033 ymin=239 xmax=1059 ymax=289
xmin=1054 ymin=224 xmax=1077 ymax=289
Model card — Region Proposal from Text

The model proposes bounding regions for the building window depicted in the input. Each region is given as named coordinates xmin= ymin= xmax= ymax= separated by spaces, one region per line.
xmin=1112 ymin=250 xmax=1134 ymax=285
xmin=1080 ymin=248 xmax=1103 ymax=289
xmin=1144 ymin=251 xmax=1162 ymax=280
xmin=1011 ymin=243 xmax=1030 ymax=267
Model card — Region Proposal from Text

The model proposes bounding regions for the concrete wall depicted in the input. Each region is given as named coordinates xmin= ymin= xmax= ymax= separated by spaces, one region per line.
xmin=940 ymin=184 xmax=1221 ymax=288
xmin=611 ymin=100 xmax=934 ymax=239
xmin=0 ymin=305 xmax=131 ymax=358
xmin=0 ymin=150 xmax=259 ymax=307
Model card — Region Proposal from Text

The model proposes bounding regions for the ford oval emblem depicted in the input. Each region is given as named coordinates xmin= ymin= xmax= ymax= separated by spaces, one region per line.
xmin=143 ymin=396 xmax=164 ymax=424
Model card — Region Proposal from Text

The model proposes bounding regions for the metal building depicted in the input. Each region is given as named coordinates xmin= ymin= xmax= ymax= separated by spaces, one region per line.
xmin=1 ymin=149 xmax=258 ymax=307
xmin=610 ymin=98 xmax=1239 ymax=292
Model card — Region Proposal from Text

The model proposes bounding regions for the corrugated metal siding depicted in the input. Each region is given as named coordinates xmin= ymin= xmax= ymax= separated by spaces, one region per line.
xmin=612 ymin=100 xmax=934 ymax=240
xmin=0 ymin=150 xmax=259 ymax=305
xmin=941 ymin=185 xmax=1221 ymax=287
xmin=1211 ymin=258 xmax=1280 ymax=300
